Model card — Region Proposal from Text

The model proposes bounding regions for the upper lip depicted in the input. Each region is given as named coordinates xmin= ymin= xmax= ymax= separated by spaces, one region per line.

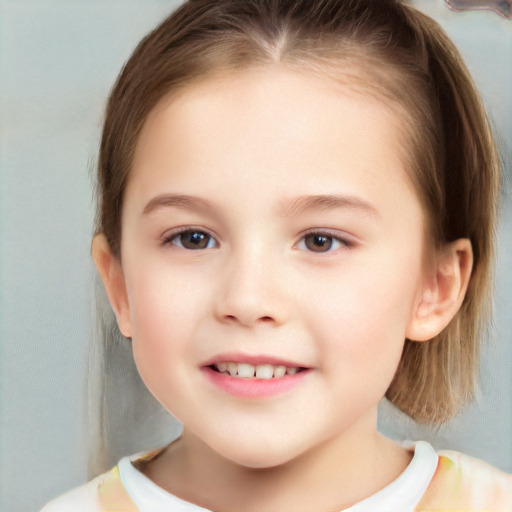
xmin=202 ymin=353 xmax=308 ymax=368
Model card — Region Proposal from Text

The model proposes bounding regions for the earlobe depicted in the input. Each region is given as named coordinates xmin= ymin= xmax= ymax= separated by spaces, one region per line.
xmin=91 ymin=234 xmax=133 ymax=338
xmin=406 ymin=238 xmax=473 ymax=342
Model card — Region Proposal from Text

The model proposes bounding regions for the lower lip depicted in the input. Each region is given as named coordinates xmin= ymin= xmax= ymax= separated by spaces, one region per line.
xmin=202 ymin=367 xmax=311 ymax=398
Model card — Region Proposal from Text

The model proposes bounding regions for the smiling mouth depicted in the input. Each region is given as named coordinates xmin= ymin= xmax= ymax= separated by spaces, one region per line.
xmin=209 ymin=362 xmax=307 ymax=379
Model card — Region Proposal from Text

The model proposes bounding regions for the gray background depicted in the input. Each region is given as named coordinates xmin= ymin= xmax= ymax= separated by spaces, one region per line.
xmin=0 ymin=1 xmax=511 ymax=511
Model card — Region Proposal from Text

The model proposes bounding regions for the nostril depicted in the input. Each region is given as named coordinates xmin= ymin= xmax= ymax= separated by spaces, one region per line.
xmin=224 ymin=315 xmax=274 ymax=323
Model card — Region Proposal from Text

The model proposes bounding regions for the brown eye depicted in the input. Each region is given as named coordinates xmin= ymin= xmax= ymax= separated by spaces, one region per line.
xmin=169 ymin=230 xmax=216 ymax=250
xmin=303 ymin=233 xmax=334 ymax=253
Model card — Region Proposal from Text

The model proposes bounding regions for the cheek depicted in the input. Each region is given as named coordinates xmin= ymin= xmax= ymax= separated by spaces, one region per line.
xmin=127 ymin=278 xmax=197 ymax=416
xmin=307 ymin=253 xmax=422 ymax=368
xmin=124 ymin=267 xmax=200 ymax=376
xmin=125 ymin=256 xmax=208 ymax=338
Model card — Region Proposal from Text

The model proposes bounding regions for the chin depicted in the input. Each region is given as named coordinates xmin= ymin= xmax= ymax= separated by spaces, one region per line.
xmin=225 ymin=452 xmax=293 ymax=470
xmin=209 ymin=436 xmax=303 ymax=470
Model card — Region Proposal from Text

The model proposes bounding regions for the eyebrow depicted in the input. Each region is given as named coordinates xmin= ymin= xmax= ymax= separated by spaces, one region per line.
xmin=280 ymin=194 xmax=379 ymax=217
xmin=142 ymin=193 xmax=379 ymax=218
xmin=142 ymin=194 xmax=214 ymax=216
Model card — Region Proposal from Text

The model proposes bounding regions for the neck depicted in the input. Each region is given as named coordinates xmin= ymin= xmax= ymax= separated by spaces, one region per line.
xmin=142 ymin=411 xmax=412 ymax=512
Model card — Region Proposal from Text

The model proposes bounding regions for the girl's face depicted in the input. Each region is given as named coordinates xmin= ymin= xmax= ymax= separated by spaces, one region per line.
xmin=116 ymin=68 xmax=429 ymax=468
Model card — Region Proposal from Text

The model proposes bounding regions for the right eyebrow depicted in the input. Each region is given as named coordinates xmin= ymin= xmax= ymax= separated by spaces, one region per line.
xmin=142 ymin=194 xmax=214 ymax=216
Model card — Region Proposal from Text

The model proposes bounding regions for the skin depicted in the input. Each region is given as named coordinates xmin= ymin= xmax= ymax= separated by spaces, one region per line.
xmin=93 ymin=66 xmax=472 ymax=512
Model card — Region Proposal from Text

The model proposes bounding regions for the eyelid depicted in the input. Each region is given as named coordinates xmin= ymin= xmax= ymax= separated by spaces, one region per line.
xmin=159 ymin=226 xmax=357 ymax=251
xmin=160 ymin=226 xmax=219 ymax=248
xmin=295 ymin=228 xmax=357 ymax=252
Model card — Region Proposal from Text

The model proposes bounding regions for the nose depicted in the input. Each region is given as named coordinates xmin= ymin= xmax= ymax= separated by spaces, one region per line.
xmin=213 ymin=248 xmax=288 ymax=328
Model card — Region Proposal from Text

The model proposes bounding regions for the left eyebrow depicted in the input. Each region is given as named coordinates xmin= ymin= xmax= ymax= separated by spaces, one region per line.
xmin=280 ymin=194 xmax=380 ymax=218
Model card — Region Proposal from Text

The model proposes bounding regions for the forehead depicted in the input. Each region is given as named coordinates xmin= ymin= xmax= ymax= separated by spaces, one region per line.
xmin=134 ymin=67 xmax=407 ymax=167
xmin=128 ymin=66 xmax=420 ymax=220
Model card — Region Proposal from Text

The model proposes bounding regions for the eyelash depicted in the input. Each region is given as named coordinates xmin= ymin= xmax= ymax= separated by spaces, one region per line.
xmin=162 ymin=228 xmax=218 ymax=250
xmin=161 ymin=228 xmax=354 ymax=253
xmin=296 ymin=230 xmax=354 ymax=253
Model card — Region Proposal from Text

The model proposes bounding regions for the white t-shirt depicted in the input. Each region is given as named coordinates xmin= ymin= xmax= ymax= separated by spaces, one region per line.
xmin=41 ymin=440 xmax=439 ymax=512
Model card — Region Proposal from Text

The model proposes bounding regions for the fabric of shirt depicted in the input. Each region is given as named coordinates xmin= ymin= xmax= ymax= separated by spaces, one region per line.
xmin=40 ymin=440 xmax=512 ymax=512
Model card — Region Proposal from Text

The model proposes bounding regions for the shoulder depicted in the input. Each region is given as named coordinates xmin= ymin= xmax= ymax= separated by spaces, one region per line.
xmin=40 ymin=465 xmax=138 ymax=512
xmin=39 ymin=473 xmax=106 ymax=512
xmin=417 ymin=450 xmax=512 ymax=511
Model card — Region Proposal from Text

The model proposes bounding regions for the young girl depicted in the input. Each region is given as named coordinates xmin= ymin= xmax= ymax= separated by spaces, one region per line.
xmin=42 ymin=0 xmax=512 ymax=510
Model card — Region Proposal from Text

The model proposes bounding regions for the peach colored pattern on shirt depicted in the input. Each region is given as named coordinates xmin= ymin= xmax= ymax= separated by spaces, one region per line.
xmin=416 ymin=453 xmax=512 ymax=511
xmin=97 ymin=466 xmax=139 ymax=512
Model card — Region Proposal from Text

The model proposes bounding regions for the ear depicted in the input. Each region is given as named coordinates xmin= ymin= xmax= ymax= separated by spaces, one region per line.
xmin=406 ymin=238 xmax=473 ymax=342
xmin=91 ymin=234 xmax=133 ymax=338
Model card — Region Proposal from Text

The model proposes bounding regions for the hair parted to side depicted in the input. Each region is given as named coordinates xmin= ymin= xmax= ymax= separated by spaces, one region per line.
xmin=95 ymin=0 xmax=499 ymax=443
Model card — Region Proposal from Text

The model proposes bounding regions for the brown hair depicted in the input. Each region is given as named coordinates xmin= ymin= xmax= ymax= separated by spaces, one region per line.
xmin=96 ymin=0 xmax=500 ymax=425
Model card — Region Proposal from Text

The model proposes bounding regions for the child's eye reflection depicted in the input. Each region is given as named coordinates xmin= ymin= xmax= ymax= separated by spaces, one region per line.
xmin=167 ymin=229 xmax=217 ymax=250
xmin=298 ymin=232 xmax=350 ymax=253
xmin=164 ymin=228 xmax=351 ymax=253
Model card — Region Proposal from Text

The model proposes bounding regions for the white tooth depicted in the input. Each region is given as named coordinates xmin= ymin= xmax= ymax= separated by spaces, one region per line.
xmin=216 ymin=362 xmax=228 ymax=373
xmin=286 ymin=367 xmax=298 ymax=375
xmin=227 ymin=362 xmax=238 ymax=376
xmin=255 ymin=364 xmax=274 ymax=379
xmin=237 ymin=363 xmax=256 ymax=378
xmin=273 ymin=365 xmax=286 ymax=378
